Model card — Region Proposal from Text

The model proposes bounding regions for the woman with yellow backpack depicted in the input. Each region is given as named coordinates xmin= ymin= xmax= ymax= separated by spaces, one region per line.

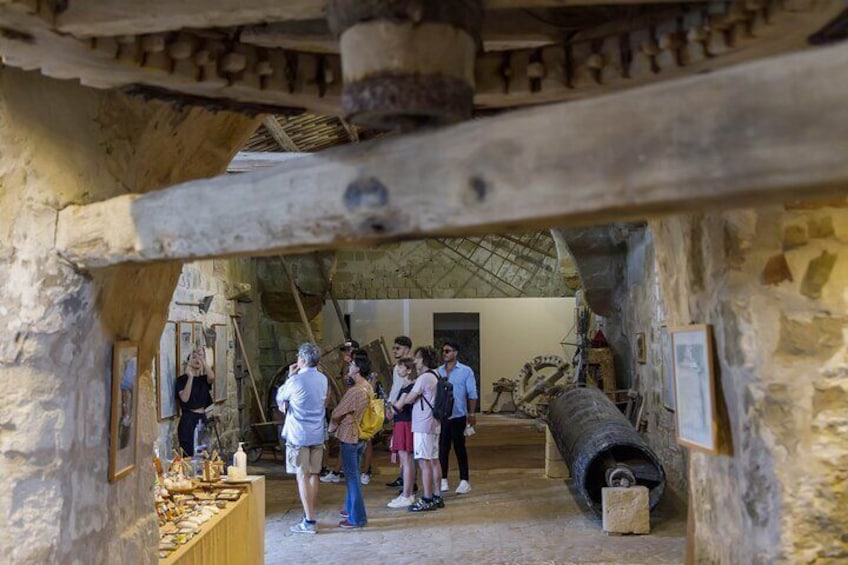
xmin=328 ymin=349 xmax=379 ymax=529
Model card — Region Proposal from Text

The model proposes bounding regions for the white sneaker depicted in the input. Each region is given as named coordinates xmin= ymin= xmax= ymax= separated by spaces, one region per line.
xmin=289 ymin=518 xmax=317 ymax=534
xmin=455 ymin=480 xmax=472 ymax=494
xmin=360 ymin=472 xmax=371 ymax=485
xmin=440 ymin=479 xmax=449 ymax=492
xmin=387 ymin=494 xmax=415 ymax=509
xmin=320 ymin=471 xmax=340 ymax=483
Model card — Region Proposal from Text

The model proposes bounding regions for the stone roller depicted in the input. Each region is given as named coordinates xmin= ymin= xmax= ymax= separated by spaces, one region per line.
xmin=547 ymin=386 xmax=666 ymax=515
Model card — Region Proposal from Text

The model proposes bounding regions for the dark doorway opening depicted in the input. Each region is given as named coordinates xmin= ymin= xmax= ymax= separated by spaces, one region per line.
xmin=433 ymin=312 xmax=481 ymax=413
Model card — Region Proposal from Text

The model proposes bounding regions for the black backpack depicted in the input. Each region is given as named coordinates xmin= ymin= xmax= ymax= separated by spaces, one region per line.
xmin=421 ymin=371 xmax=454 ymax=421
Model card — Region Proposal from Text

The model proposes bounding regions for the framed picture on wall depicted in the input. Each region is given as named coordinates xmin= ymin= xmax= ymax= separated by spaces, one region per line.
xmin=635 ymin=332 xmax=647 ymax=364
xmin=110 ymin=341 xmax=139 ymax=482
xmin=157 ymin=322 xmax=178 ymax=420
xmin=661 ymin=326 xmax=675 ymax=411
xmin=672 ymin=325 xmax=718 ymax=453
xmin=177 ymin=321 xmax=196 ymax=375
xmin=213 ymin=323 xmax=228 ymax=403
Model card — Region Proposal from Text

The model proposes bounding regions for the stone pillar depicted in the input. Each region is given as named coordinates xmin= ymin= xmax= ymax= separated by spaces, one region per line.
xmin=651 ymin=205 xmax=848 ymax=562
xmin=0 ymin=68 xmax=257 ymax=564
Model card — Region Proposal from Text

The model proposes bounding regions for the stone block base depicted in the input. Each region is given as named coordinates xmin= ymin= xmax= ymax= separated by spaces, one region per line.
xmin=602 ymin=486 xmax=650 ymax=535
xmin=545 ymin=457 xmax=570 ymax=479
xmin=544 ymin=428 xmax=570 ymax=478
xmin=545 ymin=428 xmax=558 ymax=460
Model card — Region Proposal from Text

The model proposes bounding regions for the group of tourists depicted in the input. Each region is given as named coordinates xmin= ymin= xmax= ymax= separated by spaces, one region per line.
xmin=276 ymin=335 xmax=479 ymax=533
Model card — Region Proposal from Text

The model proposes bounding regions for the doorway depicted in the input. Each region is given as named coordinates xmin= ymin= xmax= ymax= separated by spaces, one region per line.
xmin=433 ymin=312 xmax=481 ymax=413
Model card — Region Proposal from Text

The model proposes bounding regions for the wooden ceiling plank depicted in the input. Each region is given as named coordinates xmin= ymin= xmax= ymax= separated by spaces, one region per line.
xmin=56 ymin=0 xmax=698 ymax=38
xmin=54 ymin=44 xmax=848 ymax=269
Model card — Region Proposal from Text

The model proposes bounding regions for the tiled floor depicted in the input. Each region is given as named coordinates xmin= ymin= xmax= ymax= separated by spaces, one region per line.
xmin=260 ymin=414 xmax=686 ymax=564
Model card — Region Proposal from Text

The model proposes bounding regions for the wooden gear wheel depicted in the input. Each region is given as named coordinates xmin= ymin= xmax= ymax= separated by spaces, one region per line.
xmin=514 ymin=354 xmax=574 ymax=418
xmin=0 ymin=1 xmax=842 ymax=122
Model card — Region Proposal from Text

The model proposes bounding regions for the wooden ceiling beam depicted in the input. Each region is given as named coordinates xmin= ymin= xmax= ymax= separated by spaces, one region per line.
xmin=56 ymin=0 xmax=700 ymax=38
xmin=240 ymin=10 xmax=578 ymax=54
xmin=227 ymin=151 xmax=308 ymax=173
xmin=54 ymin=44 xmax=848 ymax=270
xmin=262 ymin=116 xmax=301 ymax=152
xmin=3 ymin=1 xmax=837 ymax=116
xmin=338 ymin=118 xmax=360 ymax=143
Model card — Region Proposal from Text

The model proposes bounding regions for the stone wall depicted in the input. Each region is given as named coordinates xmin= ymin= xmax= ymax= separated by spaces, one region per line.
xmin=615 ymin=228 xmax=689 ymax=501
xmin=651 ymin=204 xmax=848 ymax=563
xmin=0 ymin=68 xmax=258 ymax=564
xmin=156 ymin=259 xmax=261 ymax=458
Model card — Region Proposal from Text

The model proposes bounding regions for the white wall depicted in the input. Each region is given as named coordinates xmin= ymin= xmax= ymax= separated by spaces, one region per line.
xmin=322 ymin=297 xmax=577 ymax=408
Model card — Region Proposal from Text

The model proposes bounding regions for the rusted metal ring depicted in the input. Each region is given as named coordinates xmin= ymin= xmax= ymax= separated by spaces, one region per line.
xmin=326 ymin=0 xmax=484 ymax=42
xmin=606 ymin=465 xmax=637 ymax=488
xmin=341 ymin=72 xmax=474 ymax=130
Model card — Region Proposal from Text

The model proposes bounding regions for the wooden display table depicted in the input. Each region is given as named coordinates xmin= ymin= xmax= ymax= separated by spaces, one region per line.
xmin=161 ymin=475 xmax=265 ymax=565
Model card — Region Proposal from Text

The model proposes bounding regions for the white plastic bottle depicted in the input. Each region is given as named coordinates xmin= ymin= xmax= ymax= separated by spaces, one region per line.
xmin=234 ymin=442 xmax=247 ymax=474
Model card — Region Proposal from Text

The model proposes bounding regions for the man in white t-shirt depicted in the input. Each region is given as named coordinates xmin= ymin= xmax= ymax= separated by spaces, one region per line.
xmin=276 ymin=342 xmax=328 ymax=534
xmin=386 ymin=335 xmax=412 ymax=488
xmin=397 ymin=345 xmax=444 ymax=512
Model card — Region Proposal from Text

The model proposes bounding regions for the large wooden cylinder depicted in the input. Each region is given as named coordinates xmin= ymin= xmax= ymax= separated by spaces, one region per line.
xmin=327 ymin=0 xmax=482 ymax=130
xmin=547 ymin=386 xmax=666 ymax=514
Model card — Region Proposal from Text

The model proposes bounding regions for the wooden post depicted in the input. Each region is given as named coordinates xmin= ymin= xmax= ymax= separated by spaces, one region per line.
xmin=685 ymin=450 xmax=695 ymax=565
xmin=279 ymin=257 xmax=317 ymax=343
xmin=312 ymin=253 xmax=350 ymax=340
xmin=231 ymin=315 xmax=268 ymax=423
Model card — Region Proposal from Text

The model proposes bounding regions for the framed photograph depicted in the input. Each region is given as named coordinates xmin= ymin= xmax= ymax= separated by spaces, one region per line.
xmin=110 ymin=341 xmax=139 ymax=482
xmin=661 ymin=326 xmax=676 ymax=411
xmin=213 ymin=323 xmax=228 ymax=403
xmin=177 ymin=321 xmax=196 ymax=375
xmin=672 ymin=325 xmax=718 ymax=453
xmin=157 ymin=322 xmax=178 ymax=420
xmin=635 ymin=332 xmax=647 ymax=364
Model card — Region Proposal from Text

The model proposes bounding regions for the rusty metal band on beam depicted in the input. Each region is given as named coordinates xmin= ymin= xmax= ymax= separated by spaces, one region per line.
xmin=54 ymin=44 xmax=848 ymax=270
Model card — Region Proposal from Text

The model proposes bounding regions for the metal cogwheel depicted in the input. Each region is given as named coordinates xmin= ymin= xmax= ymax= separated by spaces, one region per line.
xmin=514 ymin=354 xmax=574 ymax=418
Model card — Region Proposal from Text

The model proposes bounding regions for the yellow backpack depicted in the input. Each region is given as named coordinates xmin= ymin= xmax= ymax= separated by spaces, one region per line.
xmin=357 ymin=389 xmax=384 ymax=440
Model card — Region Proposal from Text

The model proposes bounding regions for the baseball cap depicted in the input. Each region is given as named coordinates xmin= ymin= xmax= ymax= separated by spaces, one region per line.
xmin=340 ymin=340 xmax=360 ymax=350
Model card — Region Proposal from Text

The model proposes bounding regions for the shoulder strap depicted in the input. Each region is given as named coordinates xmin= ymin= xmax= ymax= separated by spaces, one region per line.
xmin=419 ymin=370 xmax=437 ymax=411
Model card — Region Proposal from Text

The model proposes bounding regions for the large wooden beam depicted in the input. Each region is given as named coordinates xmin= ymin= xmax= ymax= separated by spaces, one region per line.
xmin=55 ymin=44 xmax=848 ymax=270
xmin=3 ymin=0 xmax=839 ymax=116
xmin=56 ymin=0 xmax=694 ymax=37
xmin=240 ymin=10 xmax=593 ymax=54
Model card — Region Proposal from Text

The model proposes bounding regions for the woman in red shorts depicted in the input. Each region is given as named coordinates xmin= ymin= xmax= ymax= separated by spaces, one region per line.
xmin=386 ymin=357 xmax=417 ymax=508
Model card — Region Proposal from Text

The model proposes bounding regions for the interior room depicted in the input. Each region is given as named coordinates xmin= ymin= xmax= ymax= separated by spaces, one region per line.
xmin=1 ymin=1 xmax=846 ymax=564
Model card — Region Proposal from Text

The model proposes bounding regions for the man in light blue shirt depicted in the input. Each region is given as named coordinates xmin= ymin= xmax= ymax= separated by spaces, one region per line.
xmin=276 ymin=342 xmax=328 ymax=534
xmin=436 ymin=340 xmax=478 ymax=495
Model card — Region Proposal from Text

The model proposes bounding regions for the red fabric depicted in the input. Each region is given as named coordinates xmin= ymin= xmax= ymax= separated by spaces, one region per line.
xmin=590 ymin=329 xmax=609 ymax=348
xmin=391 ymin=421 xmax=414 ymax=453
